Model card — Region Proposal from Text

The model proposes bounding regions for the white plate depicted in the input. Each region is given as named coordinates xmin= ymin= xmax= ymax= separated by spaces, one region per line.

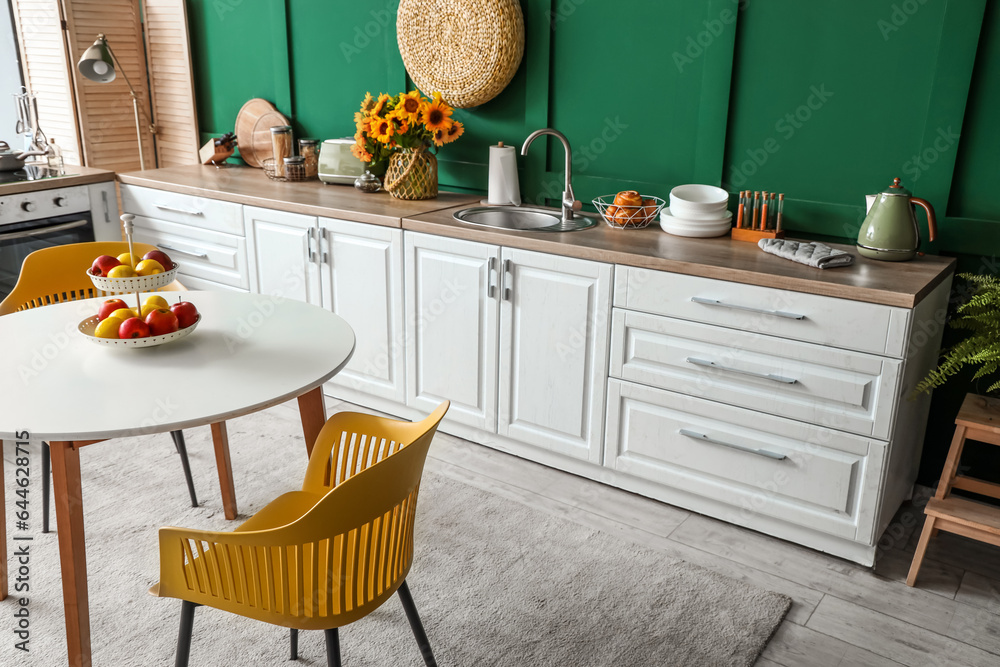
xmin=670 ymin=184 xmax=730 ymax=208
xmin=661 ymin=207 xmax=732 ymax=225
xmin=78 ymin=314 xmax=200 ymax=348
xmin=665 ymin=202 xmax=730 ymax=221
xmin=660 ymin=210 xmax=732 ymax=238
xmin=88 ymin=263 xmax=180 ymax=294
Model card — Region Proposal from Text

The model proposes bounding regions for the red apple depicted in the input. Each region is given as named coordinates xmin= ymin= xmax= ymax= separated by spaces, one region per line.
xmin=97 ymin=298 xmax=129 ymax=321
xmin=90 ymin=255 xmax=121 ymax=277
xmin=170 ymin=300 xmax=199 ymax=329
xmin=145 ymin=308 xmax=179 ymax=336
xmin=142 ymin=250 xmax=173 ymax=271
xmin=119 ymin=317 xmax=150 ymax=339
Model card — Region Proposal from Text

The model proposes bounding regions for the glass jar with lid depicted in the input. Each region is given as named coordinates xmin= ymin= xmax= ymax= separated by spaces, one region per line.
xmin=270 ymin=126 xmax=293 ymax=177
xmin=283 ymin=155 xmax=306 ymax=181
xmin=299 ymin=139 xmax=319 ymax=179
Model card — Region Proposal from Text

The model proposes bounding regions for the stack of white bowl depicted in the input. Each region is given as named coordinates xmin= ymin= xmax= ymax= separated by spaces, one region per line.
xmin=660 ymin=184 xmax=733 ymax=237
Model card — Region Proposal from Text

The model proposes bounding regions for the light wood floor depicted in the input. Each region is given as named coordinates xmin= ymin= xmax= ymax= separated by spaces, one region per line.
xmin=417 ymin=423 xmax=1000 ymax=666
xmin=314 ymin=398 xmax=1000 ymax=666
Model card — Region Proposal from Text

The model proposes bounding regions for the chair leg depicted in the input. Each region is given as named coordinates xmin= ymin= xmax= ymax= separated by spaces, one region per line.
xmin=175 ymin=600 xmax=197 ymax=667
xmin=907 ymin=515 xmax=937 ymax=587
xmin=325 ymin=628 xmax=341 ymax=667
xmin=170 ymin=430 xmax=199 ymax=508
xmin=41 ymin=442 xmax=50 ymax=533
xmin=397 ymin=580 xmax=437 ymax=667
xmin=289 ymin=628 xmax=298 ymax=660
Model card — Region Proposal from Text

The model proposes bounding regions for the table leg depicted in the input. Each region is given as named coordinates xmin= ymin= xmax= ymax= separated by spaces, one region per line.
xmin=297 ymin=386 xmax=326 ymax=457
xmin=211 ymin=423 xmax=237 ymax=520
xmin=49 ymin=441 xmax=91 ymax=667
xmin=0 ymin=439 xmax=6 ymax=601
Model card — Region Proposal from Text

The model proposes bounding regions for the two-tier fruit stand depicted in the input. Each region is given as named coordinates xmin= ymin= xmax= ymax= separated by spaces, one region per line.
xmin=78 ymin=214 xmax=200 ymax=347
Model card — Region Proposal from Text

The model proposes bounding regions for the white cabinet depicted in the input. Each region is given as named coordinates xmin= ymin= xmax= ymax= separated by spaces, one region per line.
xmin=244 ymin=206 xmax=321 ymax=306
xmin=403 ymin=232 xmax=612 ymax=463
xmin=404 ymin=232 xmax=500 ymax=432
xmin=319 ymin=217 xmax=405 ymax=404
xmin=498 ymin=248 xmax=612 ymax=464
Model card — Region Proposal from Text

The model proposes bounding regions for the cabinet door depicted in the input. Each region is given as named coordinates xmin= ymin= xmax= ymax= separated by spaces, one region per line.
xmin=245 ymin=206 xmax=321 ymax=305
xmin=404 ymin=232 xmax=500 ymax=432
xmin=497 ymin=248 xmax=612 ymax=464
xmin=319 ymin=218 xmax=404 ymax=403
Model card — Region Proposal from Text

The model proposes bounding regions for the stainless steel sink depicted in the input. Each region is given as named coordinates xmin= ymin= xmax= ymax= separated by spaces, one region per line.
xmin=453 ymin=206 xmax=599 ymax=232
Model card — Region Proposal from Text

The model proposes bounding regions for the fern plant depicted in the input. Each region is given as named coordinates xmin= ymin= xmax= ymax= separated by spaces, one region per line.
xmin=915 ymin=273 xmax=1000 ymax=396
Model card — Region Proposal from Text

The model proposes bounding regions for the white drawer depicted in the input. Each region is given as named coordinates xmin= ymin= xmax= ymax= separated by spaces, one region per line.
xmin=121 ymin=184 xmax=243 ymax=235
xmin=613 ymin=266 xmax=910 ymax=357
xmin=130 ymin=216 xmax=249 ymax=289
xmin=605 ymin=379 xmax=885 ymax=541
xmin=610 ymin=310 xmax=900 ymax=439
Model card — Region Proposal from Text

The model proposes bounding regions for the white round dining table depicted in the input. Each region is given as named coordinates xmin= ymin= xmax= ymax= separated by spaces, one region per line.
xmin=0 ymin=290 xmax=355 ymax=667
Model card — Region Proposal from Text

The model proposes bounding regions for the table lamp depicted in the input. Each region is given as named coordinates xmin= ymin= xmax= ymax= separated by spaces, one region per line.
xmin=77 ymin=34 xmax=154 ymax=169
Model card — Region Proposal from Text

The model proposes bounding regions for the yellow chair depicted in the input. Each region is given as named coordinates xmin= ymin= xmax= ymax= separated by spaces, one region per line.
xmin=0 ymin=242 xmax=197 ymax=533
xmin=153 ymin=401 xmax=450 ymax=667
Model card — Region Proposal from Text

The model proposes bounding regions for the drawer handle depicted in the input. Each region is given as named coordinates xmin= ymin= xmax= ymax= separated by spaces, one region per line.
xmin=679 ymin=428 xmax=787 ymax=461
xmin=685 ymin=357 xmax=798 ymax=384
xmin=155 ymin=203 xmax=204 ymax=216
xmin=690 ymin=296 xmax=805 ymax=320
xmin=487 ymin=256 xmax=497 ymax=298
xmin=157 ymin=243 xmax=208 ymax=259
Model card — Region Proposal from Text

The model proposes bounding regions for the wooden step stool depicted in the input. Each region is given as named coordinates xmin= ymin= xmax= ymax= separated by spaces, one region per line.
xmin=907 ymin=393 xmax=1000 ymax=587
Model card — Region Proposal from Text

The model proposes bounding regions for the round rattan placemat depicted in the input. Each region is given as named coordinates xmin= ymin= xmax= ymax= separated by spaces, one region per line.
xmin=396 ymin=0 xmax=524 ymax=108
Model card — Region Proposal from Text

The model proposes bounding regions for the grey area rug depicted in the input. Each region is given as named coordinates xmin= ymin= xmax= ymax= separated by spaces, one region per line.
xmin=1 ymin=405 xmax=789 ymax=666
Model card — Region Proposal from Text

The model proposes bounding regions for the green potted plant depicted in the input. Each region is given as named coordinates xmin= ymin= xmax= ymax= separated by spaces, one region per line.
xmin=915 ymin=273 xmax=1000 ymax=395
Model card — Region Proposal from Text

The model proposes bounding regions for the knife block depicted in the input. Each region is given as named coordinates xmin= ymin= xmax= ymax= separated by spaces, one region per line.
xmin=732 ymin=227 xmax=785 ymax=243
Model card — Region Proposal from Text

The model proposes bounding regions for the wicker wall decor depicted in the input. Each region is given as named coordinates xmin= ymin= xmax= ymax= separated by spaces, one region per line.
xmin=396 ymin=0 xmax=524 ymax=109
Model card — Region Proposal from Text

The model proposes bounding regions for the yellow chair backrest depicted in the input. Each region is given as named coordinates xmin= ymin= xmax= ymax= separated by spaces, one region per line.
xmin=0 ymin=241 xmax=183 ymax=315
xmin=156 ymin=402 xmax=449 ymax=630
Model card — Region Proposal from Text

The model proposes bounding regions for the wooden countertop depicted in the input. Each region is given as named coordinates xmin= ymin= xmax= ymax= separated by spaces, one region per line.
xmin=403 ymin=207 xmax=956 ymax=309
xmin=117 ymin=165 xmax=480 ymax=227
xmin=0 ymin=165 xmax=115 ymax=195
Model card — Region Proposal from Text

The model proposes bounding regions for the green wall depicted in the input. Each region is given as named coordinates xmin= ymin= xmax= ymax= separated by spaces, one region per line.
xmin=187 ymin=0 xmax=1000 ymax=485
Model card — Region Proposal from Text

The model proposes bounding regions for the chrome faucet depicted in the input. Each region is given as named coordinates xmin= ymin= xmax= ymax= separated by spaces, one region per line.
xmin=521 ymin=128 xmax=581 ymax=224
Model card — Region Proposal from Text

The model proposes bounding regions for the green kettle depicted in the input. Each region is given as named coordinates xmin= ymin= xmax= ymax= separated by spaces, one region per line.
xmin=857 ymin=177 xmax=937 ymax=261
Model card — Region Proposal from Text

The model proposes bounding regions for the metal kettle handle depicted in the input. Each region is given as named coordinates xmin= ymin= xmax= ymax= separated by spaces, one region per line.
xmin=910 ymin=197 xmax=936 ymax=243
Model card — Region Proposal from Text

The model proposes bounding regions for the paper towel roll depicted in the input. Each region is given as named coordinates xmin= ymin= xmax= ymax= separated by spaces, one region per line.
xmin=487 ymin=144 xmax=521 ymax=205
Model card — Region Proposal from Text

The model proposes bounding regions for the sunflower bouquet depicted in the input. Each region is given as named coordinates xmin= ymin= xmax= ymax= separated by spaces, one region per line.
xmin=351 ymin=90 xmax=464 ymax=175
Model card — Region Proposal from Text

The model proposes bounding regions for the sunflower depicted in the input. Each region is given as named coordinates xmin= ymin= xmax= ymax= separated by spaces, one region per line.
xmin=390 ymin=115 xmax=410 ymax=136
xmin=370 ymin=115 xmax=394 ymax=144
xmin=422 ymin=93 xmax=453 ymax=132
xmin=441 ymin=121 xmax=464 ymax=144
xmin=371 ymin=93 xmax=391 ymax=119
xmin=394 ymin=90 xmax=423 ymax=125
xmin=431 ymin=128 xmax=445 ymax=147
xmin=350 ymin=142 xmax=372 ymax=162
xmin=359 ymin=92 xmax=375 ymax=113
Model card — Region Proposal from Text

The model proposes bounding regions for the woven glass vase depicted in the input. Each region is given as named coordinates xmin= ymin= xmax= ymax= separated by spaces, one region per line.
xmin=384 ymin=147 xmax=438 ymax=200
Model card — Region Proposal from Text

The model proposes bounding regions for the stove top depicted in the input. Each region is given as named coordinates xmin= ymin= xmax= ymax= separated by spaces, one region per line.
xmin=0 ymin=164 xmax=76 ymax=184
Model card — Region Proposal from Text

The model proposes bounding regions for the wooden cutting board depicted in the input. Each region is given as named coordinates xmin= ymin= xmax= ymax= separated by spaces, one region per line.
xmin=234 ymin=98 xmax=290 ymax=168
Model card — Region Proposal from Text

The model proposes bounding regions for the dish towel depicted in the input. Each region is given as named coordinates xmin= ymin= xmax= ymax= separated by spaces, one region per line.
xmin=758 ymin=238 xmax=855 ymax=269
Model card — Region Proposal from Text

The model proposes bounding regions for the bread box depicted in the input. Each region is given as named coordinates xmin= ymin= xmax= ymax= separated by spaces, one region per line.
xmin=318 ymin=138 xmax=366 ymax=185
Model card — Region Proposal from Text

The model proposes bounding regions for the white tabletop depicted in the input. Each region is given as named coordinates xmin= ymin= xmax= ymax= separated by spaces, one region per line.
xmin=0 ymin=291 xmax=355 ymax=441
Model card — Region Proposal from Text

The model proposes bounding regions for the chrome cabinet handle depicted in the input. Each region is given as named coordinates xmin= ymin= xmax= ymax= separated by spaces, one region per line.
xmin=679 ymin=428 xmax=787 ymax=461
xmin=101 ymin=190 xmax=110 ymax=223
xmin=487 ymin=256 xmax=497 ymax=298
xmin=155 ymin=203 xmax=204 ymax=216
xmin=157 ymin=243 xmax=208 ymax=259
xmin=320 ymin=227 xmax=329 ymax=264
xmin=0 ymin=218 xmax=88 ymax=241
xmin=686 ymin=357 xmax=797 ymax=384
xmin=502 ymin=258 xmax=512 ymax=301
xmin=306 ymin=228 xmax=316 ymax=263
xmin=690 ymin=296 xmax=805 ymax=320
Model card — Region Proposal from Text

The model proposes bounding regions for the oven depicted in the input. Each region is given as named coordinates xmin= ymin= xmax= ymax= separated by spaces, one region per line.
xmin=0 ymin=185 xmax=95 ymax=301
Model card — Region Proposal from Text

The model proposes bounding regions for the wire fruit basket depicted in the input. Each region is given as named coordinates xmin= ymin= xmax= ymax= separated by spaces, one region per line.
xmin=593 ymin=195 xmax=665 ymax=229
